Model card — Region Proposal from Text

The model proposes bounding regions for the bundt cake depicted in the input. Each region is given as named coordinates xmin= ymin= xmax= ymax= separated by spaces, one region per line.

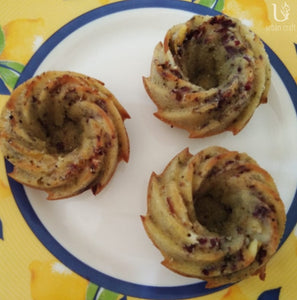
xmin=143 ymin=15 xmax=271 ymax=137
xmin=141 ymin=146 xmax=285 ymax=287
xmin=0 ymin=71 xmax=130 ymax=199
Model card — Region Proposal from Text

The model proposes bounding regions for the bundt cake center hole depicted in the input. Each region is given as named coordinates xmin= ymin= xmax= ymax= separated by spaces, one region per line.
xmin=194 ymin=194 xmax=232 ymax=235
xmin=184 ymin=49 xmax=219 ymax=89
xmin=194 ymin=184 xmax=235 ymax=235
xmin=47 ymin=119 xmax=82 ymax=154
xmin=36 ymin=115 xmax=83 ymax=154
xmin=175 ymin=32 xmax=228 ymax=90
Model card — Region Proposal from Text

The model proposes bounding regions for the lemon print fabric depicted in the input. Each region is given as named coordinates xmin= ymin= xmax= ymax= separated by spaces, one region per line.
xmin=223 ymin=0 xmax=270 ymax=28
xmin=220 ymin=286 xmax=249 ymax=300
xmin=0 ymin=18 xmax=46 ymax=94
xmin=30 ymin=259 xmax=125 ymax=300
xmin=0 ymin=18 xmax=45 ymax=64
xmin=30 ymin=260 xmax=89 ymax=300
xmin=197 ymin=0 xmax=271 ymax=29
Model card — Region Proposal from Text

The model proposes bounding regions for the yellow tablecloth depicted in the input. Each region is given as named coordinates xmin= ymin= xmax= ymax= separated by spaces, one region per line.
xmin=0 ymin=0 xmax=296 ymax=299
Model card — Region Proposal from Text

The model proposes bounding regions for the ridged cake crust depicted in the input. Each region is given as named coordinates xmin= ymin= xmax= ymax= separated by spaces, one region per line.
xmin=143 ymin=15 xmax=271 ymax=138
xmin=0 ymin=71 xmax=130 ymax=199
xmin=141 ymin=146 xmax=285 ymax=287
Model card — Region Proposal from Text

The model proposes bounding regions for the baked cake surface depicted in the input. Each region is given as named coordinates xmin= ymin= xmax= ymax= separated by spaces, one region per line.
xmin=143 ymin=15 xmax=271 ymax=138
xmin=0 ymin=71 xmax=130 ymax=199
xmin=141 ymin=146 xmax=286 ymax=287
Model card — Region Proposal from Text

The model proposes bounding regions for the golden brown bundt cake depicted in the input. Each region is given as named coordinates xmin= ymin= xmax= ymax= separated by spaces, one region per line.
xmin=143 ymin=15 xmax=271 ymax=138
xmin=0 ymin=71 xmax=130 ymax=200
xmin=141 ymin=146 xmax=286 ymax=287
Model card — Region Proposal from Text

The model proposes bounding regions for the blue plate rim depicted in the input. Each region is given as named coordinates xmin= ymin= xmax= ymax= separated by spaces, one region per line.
xmin=6 ymin=0 xmax=297 ymax=299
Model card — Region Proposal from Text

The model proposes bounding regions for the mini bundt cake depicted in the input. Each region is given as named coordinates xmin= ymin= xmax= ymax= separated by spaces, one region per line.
xmin=143 ymin=15 xmax=271 ymax=137
xmin=141 ymin=146 xmax=286 ymax=287
xmin=0 ymin=71 xmax=130 ymax=200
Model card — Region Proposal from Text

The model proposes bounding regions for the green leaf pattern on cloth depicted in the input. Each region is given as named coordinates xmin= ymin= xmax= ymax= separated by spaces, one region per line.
xmin=0 ymin=26 xmax=5 ymax=55
xmin=0 ymin=66 xmax=21 ymax=90
xmin=195 ymin=0 xmax=224 ymax=11
xmin=0 ymin=60 xmax=24 ymax=73
xmin=213 ymin=0 xmax=224 ymax=12
xmin=98 ymin=289 xmax=119 ymax=300
xmin=86 ymin=283 xmax=120 ymax=300
xmin=0 ymin=25 xmax=25 ymax=94
xmin=86 ymin=282 xmax=100 ymax=300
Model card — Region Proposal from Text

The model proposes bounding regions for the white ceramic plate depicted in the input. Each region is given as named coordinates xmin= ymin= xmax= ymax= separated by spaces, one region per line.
xmin=8 ymin=0 xmax=297 ymax=299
